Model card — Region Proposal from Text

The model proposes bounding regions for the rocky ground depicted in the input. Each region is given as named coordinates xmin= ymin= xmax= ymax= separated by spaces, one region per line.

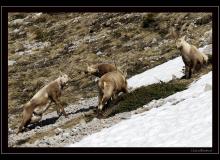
xmin=8 ymin=12 xmax=212 ymax=147
xmin=7 ymin=95 xmax=184 ymax=147
xmin=9 ymin=97 xmax=134 ymax=147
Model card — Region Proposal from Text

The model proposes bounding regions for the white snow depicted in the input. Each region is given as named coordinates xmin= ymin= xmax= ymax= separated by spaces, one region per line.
xmin=198 ymin=44 xmax=212 ymax=55
xmin=67 ymin=72 xmax=212 ymax=147
xmin=127 ymin=57 xmax=185 ymax=90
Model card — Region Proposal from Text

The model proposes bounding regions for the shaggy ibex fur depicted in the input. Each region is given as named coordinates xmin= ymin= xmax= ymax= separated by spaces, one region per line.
xmin=97 ymin=69 xmax=128 ymax=112
xmin=176 ymin=35 xmax=208 ymax=78
xmin=17 ymin=74 xmax=69 ymax=133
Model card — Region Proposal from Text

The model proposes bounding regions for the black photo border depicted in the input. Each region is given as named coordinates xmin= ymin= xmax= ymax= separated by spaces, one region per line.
xmin=1 ymin=5 xmax=219 ymax=155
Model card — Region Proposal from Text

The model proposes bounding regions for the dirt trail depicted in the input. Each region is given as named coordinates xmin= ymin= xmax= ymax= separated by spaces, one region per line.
xmin=8 ymin=96 xmax=138 ymax=147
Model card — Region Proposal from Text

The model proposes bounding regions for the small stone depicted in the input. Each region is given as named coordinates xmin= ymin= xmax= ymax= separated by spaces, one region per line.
xmin=96 ymin=51 xmax=104 ymax=56
xmin=70 ymin=131 xmax=77 ymax=136
xmin=62 ymin=132 xmax=70 ymax=138
xmin=94 ymin=77 xmax=99 ymax=82
xmin=138 ymin=58 xmax=143 ymax=61
xmin=55 ymin=128 xmax=63 ymax=135
xmin=172 ymin=75 xmax=177 ymax=80
xmin=8 ymin=60 xmax=16 ymax=66
xmin=16 ymin=51 xmax=25 ymax=56
xmin=79 ymin=118 xmax=86 ymax=125
xmin=19 ymin=31 xmax=26 ymax=35
xmin=71 ymin=128 xmax=78 ymax=132
xmin=12 ymin=19 xmax=24 ymax=25
xmin=8 ymin=128 xmax=13 ymax=134
xmin=151 ymin=38 xmax=157 ymax=44
xmin=144 ymin=47 xmax=150 ymax=51
xmin=120 ymin=113 xmax=131 ymax=119
xmin=34 ymin=13 xmax=43 ymax=17
xmin=34 ymin=140 xmax=40 ymax=145
xmin=13 ymin=28 xmax=20 ymax=33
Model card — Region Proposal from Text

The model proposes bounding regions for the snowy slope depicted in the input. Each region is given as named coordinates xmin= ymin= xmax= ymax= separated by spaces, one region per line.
xmin=128 ymin=57 xmax=184 ymax=90
xmin=198 ymin=44 xmax=212 ymax=55
xmin=127 ymin=44 xmax=212 ymax=90
xmin=67 ymin=72 xmax=212 ymax=147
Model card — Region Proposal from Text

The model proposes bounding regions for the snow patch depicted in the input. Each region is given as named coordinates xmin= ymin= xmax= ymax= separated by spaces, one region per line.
xmin=198 ymin=44 xmax=212 ymax=55
xmin=128 ymin=57 xmax=185 ymax=90
xmin=67 ymin=72 xmax=212 ymax=147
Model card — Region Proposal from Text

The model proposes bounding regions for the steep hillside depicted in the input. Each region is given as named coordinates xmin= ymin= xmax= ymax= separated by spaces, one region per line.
xmin=8 ymin=12 xmax=212 ymax=129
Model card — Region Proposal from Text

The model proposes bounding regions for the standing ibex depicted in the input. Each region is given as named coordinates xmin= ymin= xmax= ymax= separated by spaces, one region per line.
xmin=97 ymin=69 xmax=128 ymax=112
xmin=171 ymin=27 xmax=208 ymax=79
xmin=17 ymin=74 xmax=69 ymax=133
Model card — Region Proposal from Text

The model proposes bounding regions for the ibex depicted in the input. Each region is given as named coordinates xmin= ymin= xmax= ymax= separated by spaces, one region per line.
xmin=17 ymin=74 xmax=69 ymax=133
xmin=171 ymin=27 xmax=208 ymax=79
xmin=97 ymin=69 xmax=128 ymax=112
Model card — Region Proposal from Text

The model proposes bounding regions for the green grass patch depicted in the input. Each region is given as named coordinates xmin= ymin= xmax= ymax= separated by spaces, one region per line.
xmin=109 ymin=79 xmax=189 ymax=116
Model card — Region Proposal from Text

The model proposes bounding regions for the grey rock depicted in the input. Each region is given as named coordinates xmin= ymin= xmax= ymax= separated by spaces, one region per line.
xmin=13 ymin=28 xmax=20 ymax=33
xmin=12 ymin=19 xmax=24 ymax=25
xmin=34 ymin=140 xmax=40 ymax=145
xmin=151 ymin=38 xmax=157 ymax=44
xmin=55 ymin=128 xmax=63 ymax=135
xmin=120 ymin=112 xmax=131 ymax=119
xmin=62 ymin=132 xmax=70 ymax=139
xmin=96 ymin=51 xmax=104 ymax=56
xmin=8 ymin=60 xmax=16 ymax=66
xmin=8 ymin=128 xmax=14 ymax=134
xmin=15 ymin=51 xmax=25 ymax=56
xmin=134 ymin=107 xmax=149 ymax=114
xmin=92 ymin=118 xmax=99 ymax=123
xmin=70 ymin=128 xmax=78 ymax=135
xmin=32 ymin=13 xmax=43 ymax=20
xmin=172 ymin=75 xmax=177 ymax=80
